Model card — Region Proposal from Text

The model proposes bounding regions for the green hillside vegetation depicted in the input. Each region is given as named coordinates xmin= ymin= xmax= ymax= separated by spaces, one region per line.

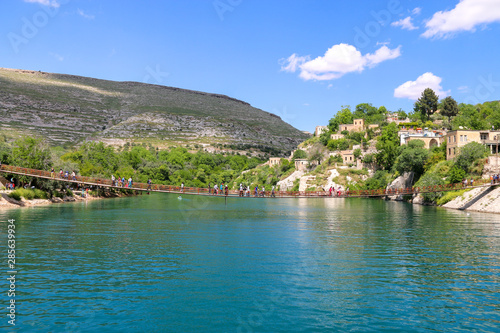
xmin=0 ymin=68 xmax=308 ymax=156
xmin=275 ymin=94 xmax=498 ymax=203
xmin=0 ymin=135 xmax=264 ymax=198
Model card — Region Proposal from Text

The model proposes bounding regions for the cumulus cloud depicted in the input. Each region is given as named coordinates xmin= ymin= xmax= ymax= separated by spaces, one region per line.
xmin=391 ymin=16 xmax=418 ymax=30
xmin=24 ymin=0 xmax=59 ymax=7
xmin=394 ymin=72 xmax=450 ymax=100
xmin=280 ymin=43 xmax=401 ymax=81
xmin=422 ymin=0 xmax=500 ymax=39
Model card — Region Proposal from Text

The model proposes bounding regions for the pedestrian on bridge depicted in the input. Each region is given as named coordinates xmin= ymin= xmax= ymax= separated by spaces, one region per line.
xmin=147 ymin=178 xmax=152 ymax=191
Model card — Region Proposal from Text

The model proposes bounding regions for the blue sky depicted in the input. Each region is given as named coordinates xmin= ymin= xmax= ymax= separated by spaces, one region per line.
xmin=1 ymin=0 xmax=500 ymax=133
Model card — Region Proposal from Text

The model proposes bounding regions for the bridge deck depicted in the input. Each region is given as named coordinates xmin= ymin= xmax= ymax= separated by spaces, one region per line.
xmin=0 ymin=164 xmax=496 ymax=199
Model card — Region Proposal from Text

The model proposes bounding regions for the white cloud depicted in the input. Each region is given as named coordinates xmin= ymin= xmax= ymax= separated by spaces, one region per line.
xmin=281 ymin=43 xmax=401 ymax=81
xmin=77 ymin=9 xmax=95 ymax=20
xmin=391 ymin=16 xmax=418 ymax=30
xmin=422 ymin=0 xmax=500 ymax=39
xmin=394 ymin=72 xmax=450 ymax=100
xmin=279 ymin=53 xmax=309 ymax=72
xmin=412 ymin=7 xmax=422 ymax=15
xmin=24 ymin=0 xmax=59 ymax=7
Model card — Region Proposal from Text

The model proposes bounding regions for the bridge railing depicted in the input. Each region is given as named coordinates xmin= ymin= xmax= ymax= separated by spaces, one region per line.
xmin=0 ymin=164 xmax=495 ymax=197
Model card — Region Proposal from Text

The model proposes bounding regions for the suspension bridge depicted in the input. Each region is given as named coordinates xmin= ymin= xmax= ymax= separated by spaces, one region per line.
xmin=0 ymin=164 xmax=496 ymax=199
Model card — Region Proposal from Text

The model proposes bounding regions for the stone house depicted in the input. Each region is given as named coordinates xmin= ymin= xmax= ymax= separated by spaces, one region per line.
xmin=400 ymin=129 xmax=445 ymax=149
xmin=446 ymin=130 xmax=500 ymax=160
xmin=267 ymin=157 xmax=282 ymax=167
xmin=315 ymin=126 xmax=329 ymax=137
xmin=339 ymin=118 xmax=364 ymax=132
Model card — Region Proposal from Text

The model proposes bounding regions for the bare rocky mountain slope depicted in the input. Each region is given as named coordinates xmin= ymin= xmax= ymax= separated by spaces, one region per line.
xmin=0 ymin=68 xmax=308 ymax=154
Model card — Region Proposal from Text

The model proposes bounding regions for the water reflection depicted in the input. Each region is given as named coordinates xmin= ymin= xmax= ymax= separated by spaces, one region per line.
xmin=0 ymin=195 xmax=498 ymax=332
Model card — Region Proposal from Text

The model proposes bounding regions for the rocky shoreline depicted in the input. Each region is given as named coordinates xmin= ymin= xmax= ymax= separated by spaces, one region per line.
xmin=0 ymin=190 xmax=133 ymax=209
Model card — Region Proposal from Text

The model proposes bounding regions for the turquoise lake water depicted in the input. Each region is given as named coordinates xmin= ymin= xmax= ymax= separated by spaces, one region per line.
xmin=0 ymin=194 xmax=499 ymax=332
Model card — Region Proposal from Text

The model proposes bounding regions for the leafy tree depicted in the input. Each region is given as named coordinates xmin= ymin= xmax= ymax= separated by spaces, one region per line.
xmin=292 ymin=149 xmax=307 ymax=160
xmin=328 ymin=105 xmax=353 ymax=132
xmin=440 ymin=96 xmax=459 ymax=127
xmin=447 ymin=165 xmax=466 ymax=184
xmin=375 ymin=122 xmax=399 ymax=170
xmin=424 ymin=144 xmax=446 ymax=171
xmin=354 ymin=103 xmax=377 ymax=119
xmin=397 ymin=108 xmax=408 ymax=120
xmin=346 ymin=131 xmax=365 ymax=144
xmin=452 ymin=104 xmax=489 ymax=130
xmin=394 ymin=140 xmax=429 ymax=178
xmin=415 ymin=172 xmax=445 ymax=203
xmin=0 ymin=141 xmax=12 ymax=165
xmin=362 ymin=154 xmax=374 ymax=164
xmin=11 ymin=137 xmax=52 ymax=170
xmin=414 ymin=88 xmax=439 ymax=121
xmin=319 ymin=131 xmax=331 ymax=146
xmin=327 ymin=139 xmax=338 ymax=151
xmin=483 ymin=101 xmax=500 ymax=130
xmin=353 ymin=148 xmax=362 ymax=159
xmin=454 ymin=142 xmax=488 ymax=173
xmin=364 ymin=170 xmax=390 ymax=190
xmin=337 ymin=139 xmax=349 ymax=150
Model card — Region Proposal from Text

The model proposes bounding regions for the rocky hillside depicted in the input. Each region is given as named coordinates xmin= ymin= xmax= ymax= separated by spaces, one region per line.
xmin=0 ymin=68 xmax=308 ymax=154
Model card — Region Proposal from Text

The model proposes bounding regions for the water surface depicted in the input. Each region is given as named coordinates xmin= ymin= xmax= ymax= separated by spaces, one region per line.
xmin=0 ymin=195 xmax=499 ymax=332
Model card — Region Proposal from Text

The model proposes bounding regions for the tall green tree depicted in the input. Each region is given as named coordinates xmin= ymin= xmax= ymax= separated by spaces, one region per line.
xmin=454 ymin=141 xmax=488 ymax=173
xmin=440 ymin=96 xmax=459 ymax=128
xmin=414 ymin=88 xmax=439 ymax=121
xmin=11 ymin=137 xmax=52 ymax=170
xmin=328 ymin=105 xmax=353 ymax=132
xmin=375 ymin=122 xmax=399 ymax=170
xmin=394 ymin=140 xmax=429 ymax=178
xmin=452 ymin=104 xmax=489 ymax=130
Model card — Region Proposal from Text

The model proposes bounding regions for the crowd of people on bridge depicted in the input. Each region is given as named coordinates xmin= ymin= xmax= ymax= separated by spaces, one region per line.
xmin=207 ymin=183 xmax=276 ymax=197
xmin=491 ymin=174 xmax=500 ymax=185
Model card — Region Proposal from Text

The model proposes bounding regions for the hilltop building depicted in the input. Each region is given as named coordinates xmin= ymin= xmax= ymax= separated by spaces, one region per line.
xmin=315 ymin=126 xmax=328 ymax=137
xmin=446 ymin=130 xmax=500 ymax=160
xmin=330 ymin=133 xmax=344 ymax=140
xmin=267 ymin=157 xmax=282 ymax=167
xmin=400 ymin=128 xmax=445 ymax=149
xmin=339 ymin=118 xmax=364 ymax=132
